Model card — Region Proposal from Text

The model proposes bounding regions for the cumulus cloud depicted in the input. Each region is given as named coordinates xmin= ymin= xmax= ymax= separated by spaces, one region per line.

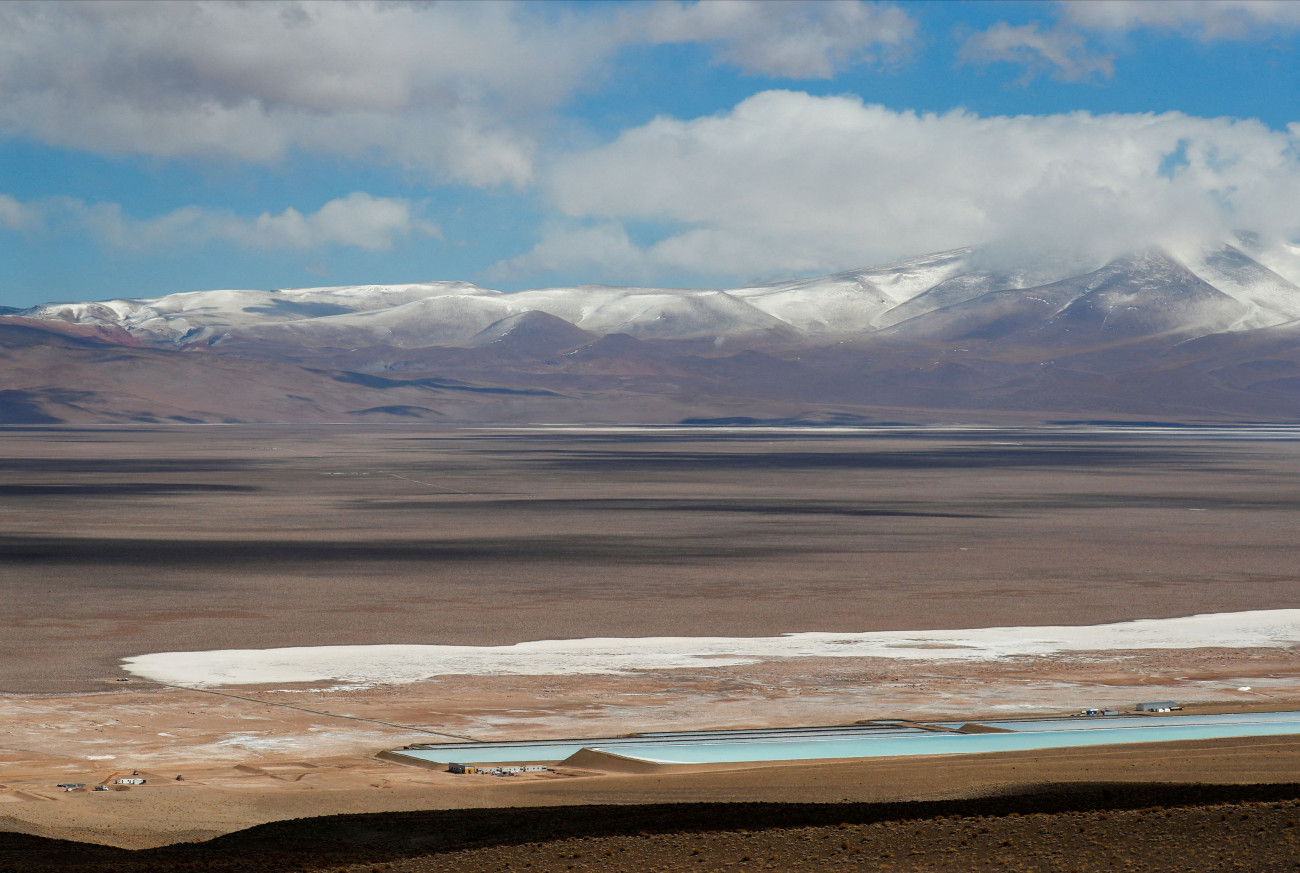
xmin=0 ymin=194 xmax=30 ymax=230
xmin=958 ymin=23 xmax=1114 ymax=82
xmin=638 ymin=0 xmax=915 ymax=78
xmin=0 ymin=1 xmax=916 ymax=188
xmin=1061 ymin=0 xmax=1300 ymax=39
xmin=499 ymin=91 xmax=1300 ymax=282
xmin=2 ymin=192 xmax=439 ymax=252
xmin=0 ymin=1 xmax=581 ymax=186
xmin=963 ymin=1 xmax=1299 ymax=86
xmin=491 ymin=222 xmax=652 ymax=283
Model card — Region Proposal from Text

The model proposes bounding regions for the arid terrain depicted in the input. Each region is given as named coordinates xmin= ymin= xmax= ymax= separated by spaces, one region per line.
xmin=3 ymin=425 xmax=1300 ymax=868
xmin=6 ymin=425 xmax=1300 ymax=693
xmin=6 ymin=782 xmax=1300 ymax=872
xmin=7 ymin=0 xmax=1300 ymax=867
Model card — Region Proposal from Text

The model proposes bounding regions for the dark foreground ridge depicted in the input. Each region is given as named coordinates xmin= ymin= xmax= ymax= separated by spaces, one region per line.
xmin=5 ymin=782 xmax=1300 ymax=872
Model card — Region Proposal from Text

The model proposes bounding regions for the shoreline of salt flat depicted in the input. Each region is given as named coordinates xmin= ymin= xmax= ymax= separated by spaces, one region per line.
xmin=120 ymin=609 xmax=1300 ymax=689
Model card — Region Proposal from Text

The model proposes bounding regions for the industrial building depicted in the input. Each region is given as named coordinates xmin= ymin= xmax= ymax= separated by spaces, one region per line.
xmin=447 ymin=763 xmax=549 ymax=776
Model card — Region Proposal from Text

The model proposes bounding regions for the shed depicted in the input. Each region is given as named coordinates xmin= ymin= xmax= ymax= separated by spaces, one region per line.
xmin=1135 ymin=701 xmax=1181 ymax=712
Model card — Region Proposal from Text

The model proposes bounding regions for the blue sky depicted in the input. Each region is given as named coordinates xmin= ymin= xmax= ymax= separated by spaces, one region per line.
xmin=1 ymin=0 xmax=1298 ymax=308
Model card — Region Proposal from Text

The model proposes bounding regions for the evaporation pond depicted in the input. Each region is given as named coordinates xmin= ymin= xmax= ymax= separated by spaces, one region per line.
xmin=391 ymin=711 xmax=1300 ymax=767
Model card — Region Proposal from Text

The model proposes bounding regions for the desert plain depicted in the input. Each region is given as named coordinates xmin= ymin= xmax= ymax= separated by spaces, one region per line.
xmin=4 ymin=424 xmax=1300 ymax=868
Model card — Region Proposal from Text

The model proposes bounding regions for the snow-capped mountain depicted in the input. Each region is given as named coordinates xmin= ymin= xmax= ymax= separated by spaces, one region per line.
xmin=25 ymin=281 xmax=501 ymax=346
xmin=880 ymin=250 xmax=1253 ymax=345
xmin=28 ymin=242 xmax=1300 ymax=351
xmin=10 ymin=240 xmax=1300 ymax=424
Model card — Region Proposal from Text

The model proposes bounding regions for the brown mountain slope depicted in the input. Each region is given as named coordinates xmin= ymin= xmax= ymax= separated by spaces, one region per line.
xmin=8 ymin=296 xmax=1300 ymax=424
xmin=0 ymin=320 xmax=569 ymax=424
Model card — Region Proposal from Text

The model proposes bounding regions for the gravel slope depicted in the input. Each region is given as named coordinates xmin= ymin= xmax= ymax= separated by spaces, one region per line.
xmin=4 ymin=784 xmax=1300 ymax=872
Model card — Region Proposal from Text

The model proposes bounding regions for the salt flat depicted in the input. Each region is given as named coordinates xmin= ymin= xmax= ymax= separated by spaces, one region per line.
xmin=5 ymin=424 xmax=1300 ymax=694
xmin=4 ymin=424 xmax=1300 ymax=847
xmin=121 ymin=610 xmax=1300 ymax=687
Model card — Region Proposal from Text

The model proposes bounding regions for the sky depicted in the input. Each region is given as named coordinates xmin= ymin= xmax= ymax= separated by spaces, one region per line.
xmin=0 ymin=0 xmax=1298 ymax=308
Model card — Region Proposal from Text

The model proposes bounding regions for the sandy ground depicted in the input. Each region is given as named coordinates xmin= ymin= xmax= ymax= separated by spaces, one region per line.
xmin=4 ymin=646 xmax=1300 ymax=848
xmin=4 ymin=426 xmax=1300 ymax=850
xmin=7 ymin=726 xmax=1300 ymax=852
xmin=6 ymin=426 xmax=1300 ymax=695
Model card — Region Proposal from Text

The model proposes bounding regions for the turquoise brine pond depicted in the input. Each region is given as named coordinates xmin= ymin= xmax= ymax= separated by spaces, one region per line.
xmin=391 ymin=711 xmax=1300 ymax=767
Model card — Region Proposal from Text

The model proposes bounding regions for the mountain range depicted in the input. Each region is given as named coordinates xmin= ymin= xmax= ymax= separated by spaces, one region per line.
xmin=8 ymin=241 xmax=1300 ymax=424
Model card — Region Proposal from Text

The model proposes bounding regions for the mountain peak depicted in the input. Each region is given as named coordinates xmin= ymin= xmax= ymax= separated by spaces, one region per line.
xmin=9 ymin=242 xmax=1300 ymax=423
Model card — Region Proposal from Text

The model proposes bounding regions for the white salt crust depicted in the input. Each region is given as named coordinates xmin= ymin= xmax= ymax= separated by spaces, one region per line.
xmin=120 ymin=610 xmax=1300 ymax=689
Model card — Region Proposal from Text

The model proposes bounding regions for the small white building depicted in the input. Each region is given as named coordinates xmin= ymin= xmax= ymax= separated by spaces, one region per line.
xmin=448 ymin=763 xmax=548 ymax=776
xmin=114 ymin=777 xmax=146 ymax=785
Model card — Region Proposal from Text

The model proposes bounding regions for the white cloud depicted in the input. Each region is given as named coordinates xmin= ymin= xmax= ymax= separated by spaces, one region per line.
xmin=492 ymin=222 xmax=652 ymax=284
xmin=638 ymin=0 xmax=915 ymax=78
xmin=0 ymin=1 xmax=917 ymax=188
xmin=0 ymin=194 xmax=30 ymax=230
xmin=1061 ymin=0 xmax=1300 ymax=39
xmin=958 ymin=23 xmax=1114 ymax=82
xmin=0 ymin=1 xmax=581 ymax=187
xmin=2 ymin=192 xmax=439 ymax=252
xmin=501 ymin=91 xmax=1300 ymax=282
xmin=962 ymin=2 xmax=1300 ymax=87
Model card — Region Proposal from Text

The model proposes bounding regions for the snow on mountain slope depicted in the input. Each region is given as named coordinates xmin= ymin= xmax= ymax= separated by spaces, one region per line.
xmin=1045 ymin=250 xmax=1249 ymax=341
xmin=28 ymin=282 xmax=500 ymax=345
xmin=726 ymin=249 xmax=974 ymax=336
xmin=873 ymin=258 xmax=1101 ymax=329
xmin=845 ymin=247 xmax=974 ymax=303
xmin=881 ymin=249 xmax=1249 ymax=347
xmin=729 ymin=274 xmax=899 ymax=336
xmin=19 ymin=243 xmax=1300 ymax=353
xmin=585 ymin=290 xmax=795 ymax=342
xmin=516 ymin=286 xmax=795 ymax=342
xmin=506 ymin=285 xmax=644 ymax=325
xmin=1184 ymin=245 xmax=1300 ymax=330
xmin=1254 ymin=242 xmax=1300 ymax=288
xmin=235 ymin=293 xmax=522 ymax=349
xmin=465 ymin=310 xmax=598 ymax=354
